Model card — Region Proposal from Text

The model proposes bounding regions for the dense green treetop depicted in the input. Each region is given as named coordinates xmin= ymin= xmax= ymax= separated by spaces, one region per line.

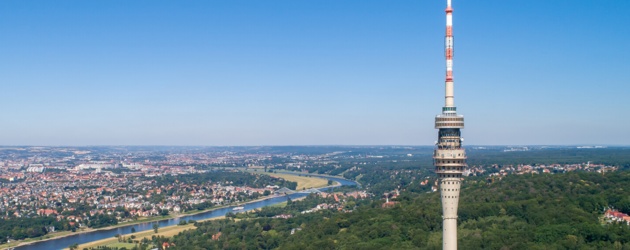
xmin=169 ymin=171 xmax=630 ymax=250
xmin=146 ymin=170 xmax=297 ymax=190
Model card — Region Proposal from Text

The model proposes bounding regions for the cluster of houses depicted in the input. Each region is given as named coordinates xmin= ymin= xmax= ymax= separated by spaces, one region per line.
xmin=0 ymin=170 xmax=277 ymax=225
xmin=465 ymin=162 xmax=618 ymax=178
xmin=300 ymin=191 xmax=369 ymax=214
xmin=604 ymin=209 xmax=630 ymax=225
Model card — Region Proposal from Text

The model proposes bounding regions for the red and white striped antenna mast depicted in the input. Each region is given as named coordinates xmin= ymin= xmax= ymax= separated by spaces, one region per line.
xmin=433 ymin=0 xmax=467 ymax=249
xmin=445 ymin=0 xmax=455 ymax=108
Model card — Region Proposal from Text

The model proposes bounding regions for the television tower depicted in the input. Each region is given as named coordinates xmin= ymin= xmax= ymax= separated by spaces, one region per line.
xmin=434 ymin=0 xmax=466 ymax=249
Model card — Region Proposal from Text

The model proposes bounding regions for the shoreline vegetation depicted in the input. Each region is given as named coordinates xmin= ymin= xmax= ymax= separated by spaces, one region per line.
xmin=4 ymin=171 xmax=335 ymax=250
xmin=1 ymin=199 xmax=244 ymax=250
xmin=246 ymin=169 xmax=333 ymax=190
xmin=68 ymin=196 xmax=311 ymax=250
xmin=66 ymin=215 xmax=227 ymax=250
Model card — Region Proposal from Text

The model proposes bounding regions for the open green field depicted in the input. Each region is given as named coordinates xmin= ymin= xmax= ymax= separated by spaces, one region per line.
xmin=268 ymin=173 xmax=328 ymax=190
xmin=247 ymin=170 xmax=330 ymax=190
xmin=69 ymin=224 xmax=194 ymax=250
xmin=67 ymin=217 xmax=225 ymax=250
xmin=102 ymin=242 xmax=136 ymax=248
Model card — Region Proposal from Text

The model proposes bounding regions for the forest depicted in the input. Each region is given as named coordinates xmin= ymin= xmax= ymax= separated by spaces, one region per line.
xmin=0 ymin=216 xmax=74 ymax=243
xmin=165 ymin=171 xmax=630 ymax=250
xmin=147 ymin=170 xmax=298 ymax=190
xmin=465 ymin=147 xmax=630 ymax=167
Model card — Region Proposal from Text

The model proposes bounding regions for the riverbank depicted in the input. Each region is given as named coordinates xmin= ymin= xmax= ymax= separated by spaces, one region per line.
xmin=2 ymin=193 xmax=280 ymax=250
xmin=72 ymin=196 xmax=311 ymax=250
xmin=67 ymin=215 xmax=227 ymax=250
xmin=59 ymin=185 xmax=341 ymax=249
xmin=0 ymin=231 xmax=78 ymax=250
xmin=4 ymin=172 xmax=336 ymax=249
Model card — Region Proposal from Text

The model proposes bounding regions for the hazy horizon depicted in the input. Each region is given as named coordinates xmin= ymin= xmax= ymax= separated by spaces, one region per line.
xmin=0 ymin=144 xmax=627 ymax=147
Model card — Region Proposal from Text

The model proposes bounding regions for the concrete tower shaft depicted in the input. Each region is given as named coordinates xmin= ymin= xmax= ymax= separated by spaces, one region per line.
xmin=434 ymin=0 xmax=466 ymax=249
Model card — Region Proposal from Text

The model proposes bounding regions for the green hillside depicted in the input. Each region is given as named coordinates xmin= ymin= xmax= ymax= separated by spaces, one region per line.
xmin=164 ymin=171 xmax=630 ymax=250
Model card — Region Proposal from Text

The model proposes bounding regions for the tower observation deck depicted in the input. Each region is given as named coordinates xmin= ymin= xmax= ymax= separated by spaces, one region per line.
xmin=434 ymin=0 xmax=466 ymax=249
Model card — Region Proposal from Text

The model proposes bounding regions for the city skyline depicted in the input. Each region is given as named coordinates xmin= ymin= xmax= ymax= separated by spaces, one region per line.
xmin=1 ymin=0 xmax=629 ymax=146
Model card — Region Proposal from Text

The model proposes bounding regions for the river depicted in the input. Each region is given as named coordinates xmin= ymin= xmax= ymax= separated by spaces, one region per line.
xmin=14 ymin=174 xmax=357 ymax=250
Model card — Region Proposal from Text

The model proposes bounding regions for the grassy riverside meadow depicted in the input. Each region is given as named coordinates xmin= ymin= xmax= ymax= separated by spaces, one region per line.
xmin=60 ymin=172 xmax=326 ymax=249
xmin=3 ymin=197 xmax=252 ymax=250
xmin=66 ymin=216 xmax=226 ymax=250
xmin=69 ymin=197 xmax=310 ymax=249
xmin=246 ymin=169 xmax=331 ymax=190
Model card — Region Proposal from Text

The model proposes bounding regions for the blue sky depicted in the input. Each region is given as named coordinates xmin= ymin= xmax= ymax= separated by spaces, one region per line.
xmin=1 ymin=0 xmax=629 ymax=146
